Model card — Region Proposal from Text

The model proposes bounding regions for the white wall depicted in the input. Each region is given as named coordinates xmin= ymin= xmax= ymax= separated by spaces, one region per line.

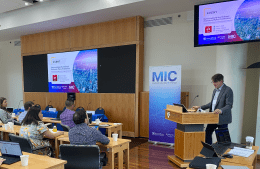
xmin=216 ymin=44 xmax=247 ymax=143
xmin=0 ymin=40 xmax=23 ymax=108
xmin=144 ymin=12 xmax=217 ymax=108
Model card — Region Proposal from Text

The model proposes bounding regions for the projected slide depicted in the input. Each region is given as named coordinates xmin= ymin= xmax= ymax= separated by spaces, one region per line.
xmin=198 ymin=0 xmax=260 ymax=45
xmin=48 ymin=49 xmax=98 ymax=93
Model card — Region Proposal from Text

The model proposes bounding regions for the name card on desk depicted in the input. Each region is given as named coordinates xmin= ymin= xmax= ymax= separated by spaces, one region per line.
xmin=49 ymin=108 xmax=56 ymax=112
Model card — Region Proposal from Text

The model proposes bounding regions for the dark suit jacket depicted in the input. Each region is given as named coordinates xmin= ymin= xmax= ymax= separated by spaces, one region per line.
xmin=201 ymin=84 xmax=233 ymax=125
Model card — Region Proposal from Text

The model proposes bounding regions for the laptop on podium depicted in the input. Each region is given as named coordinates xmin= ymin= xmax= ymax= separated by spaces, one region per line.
xmin=0 ymin=141 xmax=23 ymax=164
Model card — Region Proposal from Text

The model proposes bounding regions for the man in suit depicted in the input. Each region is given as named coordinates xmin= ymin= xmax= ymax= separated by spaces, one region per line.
xmin=193 ymin=74 xmax=233 ymax=144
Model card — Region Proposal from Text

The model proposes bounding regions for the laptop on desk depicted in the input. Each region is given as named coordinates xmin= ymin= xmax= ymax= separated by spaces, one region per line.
xmin=0 ymin=141 xmax=22 ymax=164
xmin=215 ymin=128 xmax=246 ymax=148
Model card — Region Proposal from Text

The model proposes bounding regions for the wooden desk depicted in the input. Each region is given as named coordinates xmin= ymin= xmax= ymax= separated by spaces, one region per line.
xmin=42 ymin=117 xmax=61 ymax=124
xmin=0 ymin=125 xmax=21 ymax=140
xmin=187 ymin=146 xmax=259 ymax=169
xmin=0 ymin=152 xmax=66 ymax=169
xmin=42 ymin=118 xmax=123 ymax=138
xmin=57 ymin=135 xmax=130 ymax=169
xmin=91 ymin=122 xmax=123 ymax=138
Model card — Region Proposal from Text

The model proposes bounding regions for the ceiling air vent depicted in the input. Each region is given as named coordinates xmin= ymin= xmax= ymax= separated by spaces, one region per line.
xmin=14 ymin=41 xmax=21 ymax=46
xmin=144 ymin=17 xmax=172 ymax=28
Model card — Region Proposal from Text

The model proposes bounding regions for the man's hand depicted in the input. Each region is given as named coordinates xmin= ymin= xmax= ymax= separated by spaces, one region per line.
xmin=214 ymin=109 xmax=222 ymax=114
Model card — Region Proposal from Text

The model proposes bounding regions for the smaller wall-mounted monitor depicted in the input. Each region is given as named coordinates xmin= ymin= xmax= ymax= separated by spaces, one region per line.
xmin=194 ymin=0 xmax=260 ymax=47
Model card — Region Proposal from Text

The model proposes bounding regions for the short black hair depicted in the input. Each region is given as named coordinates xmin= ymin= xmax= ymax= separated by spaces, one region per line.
xmin=65 ymin=100 xmax=74 ymax=107
xmin=24 ymin=101 xmax=34 ymax=111
xmin=73 ymin=109 xmax=86 ymax=125
xmin=211 ymin=73 xmax=224 ymax=82
xmin=22 ymin=106 xmax=42 ymax=125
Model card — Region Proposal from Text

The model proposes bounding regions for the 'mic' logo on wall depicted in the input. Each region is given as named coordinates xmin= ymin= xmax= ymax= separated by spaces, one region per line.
xmin=152 ymin=71 xmax=177 ymax=82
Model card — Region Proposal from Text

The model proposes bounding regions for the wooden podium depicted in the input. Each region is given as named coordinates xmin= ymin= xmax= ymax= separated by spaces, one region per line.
xmin=165 ymin=105 xmax=219 ymax=168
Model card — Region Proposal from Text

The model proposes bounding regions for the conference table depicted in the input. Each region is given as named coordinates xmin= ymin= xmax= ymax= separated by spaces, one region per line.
xmin=56 ymin=134 xmax=131 ymax=169
xmin=42 ymin=117 xmax=123 ymax=138
xmin=0 ymin=152 xmax=67 ymax=169
xmin=187 ymin=146 xmax=259 ymax=169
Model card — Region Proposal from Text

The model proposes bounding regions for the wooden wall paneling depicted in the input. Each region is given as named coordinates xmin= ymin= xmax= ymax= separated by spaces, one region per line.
xmin=44 ymin=28 xmax=71 ymax=53
xmin=113 ymin=17 xmax=136 ymax=43
xmin=24 ymin=92 xmax=47 ymax=109
xmin=21 ymin=33 xmax=45 ymax=55
xmin=136 ymin=16 xmax=144 ymax=42
xmin=99 ymin=21 xmax=114 ymax=45
xmin=70 ymin=24 xmax=100 ymax=50
xmin=181 ymin=92 xmax=189 ymax=108
xmin=75 ymin=93 xmax=101 ymax=111
xmin=46 ymin=93 xmax=67 ymax=111
xmin=101 ymin=94 xmax=135 ymax=133
xmin=139 ymin=92 xmax=149 ymax=137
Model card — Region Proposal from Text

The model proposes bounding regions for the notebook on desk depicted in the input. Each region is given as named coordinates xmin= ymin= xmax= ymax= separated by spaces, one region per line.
xmin=0 ymin=141 xmax=22 ymax=164
xmin=221 ymin=165 xmax=249 ymax=169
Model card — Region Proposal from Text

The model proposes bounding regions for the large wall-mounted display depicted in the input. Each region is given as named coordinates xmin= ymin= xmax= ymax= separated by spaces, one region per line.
xmin=23 ymin=45 xmax=136 ymax=93
xmin=48 ymin=49 xmax=98 ymax=93
xmin=194 ymin=0 xmax=260 ymax=47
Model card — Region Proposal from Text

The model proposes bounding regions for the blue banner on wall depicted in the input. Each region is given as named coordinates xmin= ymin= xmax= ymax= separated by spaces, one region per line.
xmin=149 ymin=65 xmax=181 ymax=144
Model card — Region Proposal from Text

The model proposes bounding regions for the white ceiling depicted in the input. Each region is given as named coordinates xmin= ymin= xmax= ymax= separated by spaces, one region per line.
xmin=0 ymin=0 xmax=222 ymax=41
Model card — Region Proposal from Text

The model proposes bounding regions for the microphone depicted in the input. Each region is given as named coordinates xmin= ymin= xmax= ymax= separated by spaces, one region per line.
xmin=17 ymin=100 xmax=23 ymax=109
xmin=190 ymin=95 xmax=199 ymax=107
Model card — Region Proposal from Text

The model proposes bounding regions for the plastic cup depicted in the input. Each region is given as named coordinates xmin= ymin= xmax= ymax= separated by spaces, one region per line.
xmin=8 ymin=122 xmax=14 ymax=131
xmin=4 ymin=124 xmax=9 ymax=130
xmin=206 ymin=164 xmax=217 ymax=169
xmin=246 ymin=136 xmax=254 ymax=149
xmin=12 ymin=113 xmax=15 ymax=117
xmin=20 ymin=155 xmax=29 ymax=166
xmin=112 ymin=133 xmax=118 ymax=142
xmin=95 ymin=119 xmax=101 ymax=125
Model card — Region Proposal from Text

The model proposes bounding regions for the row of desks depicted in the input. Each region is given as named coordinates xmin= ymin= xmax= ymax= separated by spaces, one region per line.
xmin=0 ymin=119 xmax=129 ymax=169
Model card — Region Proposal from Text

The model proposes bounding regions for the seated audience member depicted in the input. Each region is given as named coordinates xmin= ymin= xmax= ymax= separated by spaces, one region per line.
xmin=0 ymin=97 xmax=15 ymax=124
xmin=60 ymin=99 xmax=76 ymax=129
xmin=69 ymin=109 xmax=110 ymax=145
xmin=18 ymin=101 xmax=34 ymax=122
xmin=20 ymin=106 xmax=64 ymax=156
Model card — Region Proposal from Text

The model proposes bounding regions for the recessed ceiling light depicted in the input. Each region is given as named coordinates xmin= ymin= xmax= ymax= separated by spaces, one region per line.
xmin=40 ymin=0 xmax=43 ymax=2
xmin=25 ymin=2 xmax=29 ymax=6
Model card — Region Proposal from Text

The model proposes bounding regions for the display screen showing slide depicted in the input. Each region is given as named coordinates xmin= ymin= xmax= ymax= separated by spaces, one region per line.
xmin=196 ymin=0 xmax=260 ymax=46
xmin=48 ymin=49 xmax=98 ymax=93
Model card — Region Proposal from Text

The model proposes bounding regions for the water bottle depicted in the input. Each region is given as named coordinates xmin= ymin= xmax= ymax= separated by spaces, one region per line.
xmin=53 ymin=126 xmax=57 ymax=132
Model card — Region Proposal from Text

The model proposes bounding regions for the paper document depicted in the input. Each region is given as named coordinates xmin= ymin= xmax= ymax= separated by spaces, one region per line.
xmin=221 ymin=165 xmax=249 ymax=169
xmin=228 ymin=147 xmax=254 ymax=157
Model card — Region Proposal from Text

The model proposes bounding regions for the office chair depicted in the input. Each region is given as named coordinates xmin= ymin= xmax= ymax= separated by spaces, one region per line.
xmin=60 ymin=144 xmax=106 ymax=169
xmin=60 ymin=124 xmax=70 ymax=132
xmin=9 ymin=134 xmax=54 ymax=157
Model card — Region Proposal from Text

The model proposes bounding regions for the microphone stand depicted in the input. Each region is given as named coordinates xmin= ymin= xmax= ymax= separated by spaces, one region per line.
xmin=190 ymin=95 xmax=199 ymax=108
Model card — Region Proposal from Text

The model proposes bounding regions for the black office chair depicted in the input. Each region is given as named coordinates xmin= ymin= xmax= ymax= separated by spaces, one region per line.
xmin=60 ymin=124 xmax=70 ymax=132
xmin=60 ymin=144 xmax=106 ymax=169
xmin=9 ymin=134 xmax=54 ymax=157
